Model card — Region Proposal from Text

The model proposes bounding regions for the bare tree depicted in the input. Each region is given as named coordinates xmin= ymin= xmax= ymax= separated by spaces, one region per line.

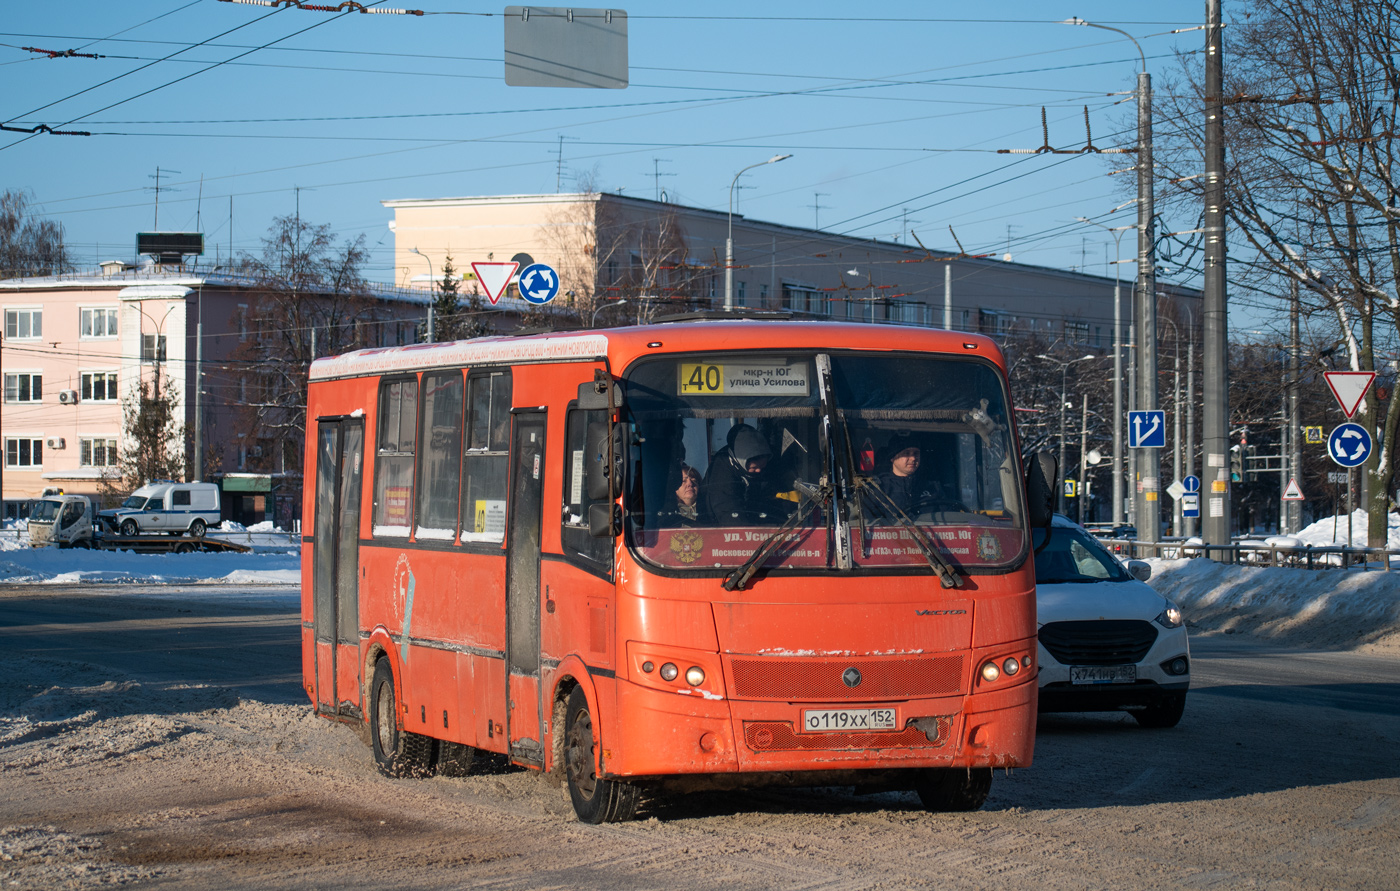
xmin=0 ymin=189 xmax=70 ymax=278
xmin=1156 ymin=0 xmax=1400 ymax=546
xmin=98 ymin=376 xmax=186 ymax=506
xmin=232 ymin=214 xmax=377 ymax=474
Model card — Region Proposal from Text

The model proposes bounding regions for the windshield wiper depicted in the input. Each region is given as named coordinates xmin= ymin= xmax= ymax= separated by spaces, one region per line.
xmin=856 ymin=477 xmax=963 ymax=589
xmin=722 ymin=481 xmax=829 ymax=592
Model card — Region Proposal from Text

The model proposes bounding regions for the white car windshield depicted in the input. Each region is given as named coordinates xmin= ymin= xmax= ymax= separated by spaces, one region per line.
xmin=1032 ymin=527 xmax=1130 ymax=583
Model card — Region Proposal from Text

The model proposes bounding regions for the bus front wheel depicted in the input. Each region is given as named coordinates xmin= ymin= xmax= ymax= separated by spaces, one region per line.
xmin=369 ymin=659 xmax=435 ymax=778
xmin=915 ymin=767 xmax=992 ymax=812
xmin=563 ymin=686 xmax=639 ymax=823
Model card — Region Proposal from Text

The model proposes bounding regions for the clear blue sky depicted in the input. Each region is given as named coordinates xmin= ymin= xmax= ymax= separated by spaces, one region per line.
xmin=2 ymin=1 xmax=1211 ymax=289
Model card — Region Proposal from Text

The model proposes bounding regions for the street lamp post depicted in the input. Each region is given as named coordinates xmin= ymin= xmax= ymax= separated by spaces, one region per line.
xmin=1066 ymin=17 xmax=1159 ymax=543
xmin=592 ymin=299 xmax=629 ymax=326
xmin=1077 ymin=217 xmax=1135 ymax=528
xmin=1039 ymin=352 xmax=1095 ymax=514
xmin=411 ymin=246 xmax=435 ymax=342
xmin=726 ymin=154 xmax=792 ymax=311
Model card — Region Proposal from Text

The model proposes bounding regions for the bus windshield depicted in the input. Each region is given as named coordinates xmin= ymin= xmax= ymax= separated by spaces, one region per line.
xmin=624 ymin=352 xmax=1026 ymax=576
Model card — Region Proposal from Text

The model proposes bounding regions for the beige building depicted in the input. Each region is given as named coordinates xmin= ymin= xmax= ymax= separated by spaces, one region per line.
xmin=384 ymin=191 xmax=1199 ymax=341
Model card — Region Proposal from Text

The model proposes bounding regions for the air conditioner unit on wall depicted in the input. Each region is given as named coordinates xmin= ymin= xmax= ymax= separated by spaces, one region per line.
xmin=58 ymin=389 xmax=79 ymax=405
xmin=45 ymin=437 xmax=65 ymax=449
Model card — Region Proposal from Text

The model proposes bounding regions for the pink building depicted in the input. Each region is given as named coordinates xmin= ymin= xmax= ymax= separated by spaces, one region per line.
xmin=1 ymin=264 xmax=432 ymax=521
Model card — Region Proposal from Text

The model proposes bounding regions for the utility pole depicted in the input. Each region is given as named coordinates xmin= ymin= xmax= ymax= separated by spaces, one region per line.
xmin=1079 ymin=393 xmax=1090 ymax=524
xmin=1288 ymin=280 xmax=1302 ymax=533
xmin=1133 ymin=62 xmax=1160 ymax=544
xmin=1201 ymin=0 xmax=1232 ymax=552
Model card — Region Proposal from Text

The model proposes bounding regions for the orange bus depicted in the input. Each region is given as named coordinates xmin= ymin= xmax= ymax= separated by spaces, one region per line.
xmin=302 ymin=318 xmax=1055 ymax=822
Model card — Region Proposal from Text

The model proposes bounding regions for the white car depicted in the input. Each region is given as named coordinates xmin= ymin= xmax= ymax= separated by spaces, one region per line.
xmin=1034 ymin=515 xmax=1190 ymax=728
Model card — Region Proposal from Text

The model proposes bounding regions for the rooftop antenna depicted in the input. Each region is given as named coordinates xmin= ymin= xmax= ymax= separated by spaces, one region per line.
xmin=810 ymin=192 xmax=829 ymax=230
xmin=650 ymin=158 xmax=674 ymax=201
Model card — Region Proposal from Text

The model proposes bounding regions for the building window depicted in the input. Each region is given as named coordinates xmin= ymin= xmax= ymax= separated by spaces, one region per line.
xmin=236 ymin=305 xmax=248 ymax=340
xmin=3 ymin=372 xmax=41 ymax=403
xmin=759 ymin=283 xmax=769 ymax=306
xmin=736 ymin=280 xmax=747 ymax=307
xmin=1065 ymin=321 xmax=1090 ymax=343
xmin=4 ymin=308 xmax=41 ymax=340
xmin=80 ymin=307 xmax=119 ymax=338
xmin=5 ymin=438 xmax=42 ymax=468
xmin=81 ymin=371 xmax=119 ymax=402
xmin=81 ymin=437 xmax=118 ymax=467
xmin=141 ymin=334 xmax=167 ymax=363
xmin=890 ymin=301 xmax=930 ymax=326
xmin=783 ymin=284 xmax=819 ymax=314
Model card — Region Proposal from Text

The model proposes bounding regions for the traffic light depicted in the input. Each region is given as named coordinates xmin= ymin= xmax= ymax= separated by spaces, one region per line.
xmin=1244 ymin=445 xmax=1258 ymax=481
xmin=1230 ymin=445 xmax=1243 ymax=483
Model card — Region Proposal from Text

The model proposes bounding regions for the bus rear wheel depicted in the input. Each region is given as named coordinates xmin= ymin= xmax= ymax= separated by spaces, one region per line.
xmin=915 ymin=767 xmax=992 ymax=812
xmin=369 ymin=659 xmax=435 ymax=778
xmin=563 ymin=686 xmax=638 ymax=823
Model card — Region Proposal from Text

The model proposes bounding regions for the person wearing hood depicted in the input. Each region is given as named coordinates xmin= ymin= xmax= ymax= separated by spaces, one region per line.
xmin=703 ymin=424 xmax=785 ymax=524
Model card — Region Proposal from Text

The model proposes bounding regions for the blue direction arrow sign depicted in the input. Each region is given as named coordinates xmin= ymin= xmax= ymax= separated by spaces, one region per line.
xmin=1128 ymin=410 xmax=1167 ymax=448
xmin=1181 ymin=493 xmax=1200 ymax=518
xmin=518 ymin=263 xmax=560 ymax=305
xmin=1182 ymin=474 xmax=1200 ymax=493
xmin=1327 ymin=422 xmax=1372 ymax=468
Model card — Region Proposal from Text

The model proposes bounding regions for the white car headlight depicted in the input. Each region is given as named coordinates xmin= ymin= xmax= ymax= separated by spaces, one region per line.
xmin=1155 ymin=602 xmax=1184 ymax=629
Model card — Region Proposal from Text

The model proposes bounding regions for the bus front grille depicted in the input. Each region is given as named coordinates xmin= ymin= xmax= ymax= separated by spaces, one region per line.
xmin=743 ymin=718 xmax=951 ymax=752
xmin=730 ymin=655 xmax=965 ymax=701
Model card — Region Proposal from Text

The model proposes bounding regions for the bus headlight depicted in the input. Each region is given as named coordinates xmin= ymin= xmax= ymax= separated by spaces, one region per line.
xmin=980 ymin=661 xmax=1001 ymax=682
xmin=1002 ymin=657 xmax=1021 ymax=676
xmin=659 ymin=662 xmax=679 ymax=681
xmin=685 ymin=666 xmax=705 ymax=686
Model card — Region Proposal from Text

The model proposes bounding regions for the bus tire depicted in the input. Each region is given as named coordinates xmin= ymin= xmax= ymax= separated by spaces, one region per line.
xmin=435 ymin=741 xmax=477 ymax=777
xmin=1133 ymin=691 xmax=1186 ymax=729
xmin=369 ymin=659 xmax=435 ymax=778
xmin=189 ymin=519 xmax=207 ymax=538
xmin=120 ymin=519 xmax=139 ymax=537
xmin=563 ymin=686 xmax=638 ymax=823
xmin=915 ymin=767 xmax=992 ymax=812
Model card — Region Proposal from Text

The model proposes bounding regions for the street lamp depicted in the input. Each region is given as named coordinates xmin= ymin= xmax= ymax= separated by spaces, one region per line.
xmin=1077 ymin=217 xmax=1135 ymax=527
xmin=592 ymin=299 xmax=629 ymax=326
xmin=1065 ymin=16 xmax=1159 ymax=543
xmin=1038 ymin=352 xmax=1095 ymax=514
xmin=726 ymin=153 xmax=792 ymax=311
xmin=410 ymin=246 xmax=435 ymax=342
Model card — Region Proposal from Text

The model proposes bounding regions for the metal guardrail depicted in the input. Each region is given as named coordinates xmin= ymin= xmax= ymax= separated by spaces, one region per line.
xmin=1099 ymin=537 xmax=1399 ymax=570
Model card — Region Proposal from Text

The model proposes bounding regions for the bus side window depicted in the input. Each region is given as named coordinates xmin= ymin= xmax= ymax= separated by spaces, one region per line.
xmin=562 ymin=405 xmax=613 ymax=573
xmin=416 ymin=370 xmax=465 ymax=539
xmin=460 ymin=370 xmax=511 ymax=544
xmin=373 ymin=376 xmax=418 ymax=536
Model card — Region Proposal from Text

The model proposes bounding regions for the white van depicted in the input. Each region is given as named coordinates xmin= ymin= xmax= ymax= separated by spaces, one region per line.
xmin=100 ymin=481 xmax=222 ymax=537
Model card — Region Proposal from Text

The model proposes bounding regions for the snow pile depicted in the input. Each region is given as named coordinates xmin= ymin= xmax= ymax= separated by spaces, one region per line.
xmin=0 ymin=548 xmax=299 ymax=585
xmin=1145 ymin=556 xmax=1400 ymax=651
xmin=1293 ymin=509 xmax=1400 ymax=548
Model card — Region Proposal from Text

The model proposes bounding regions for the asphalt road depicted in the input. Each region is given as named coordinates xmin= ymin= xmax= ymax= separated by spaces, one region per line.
xmin=0 ymin=583 xmax=1397 ymax=890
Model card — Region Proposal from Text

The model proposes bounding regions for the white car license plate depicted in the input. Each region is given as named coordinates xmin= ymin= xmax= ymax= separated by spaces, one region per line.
xmin=802 ymin=708 xmax=896 ymax=732
xmin=1070 ymin=664 xmax=1137 ymax=685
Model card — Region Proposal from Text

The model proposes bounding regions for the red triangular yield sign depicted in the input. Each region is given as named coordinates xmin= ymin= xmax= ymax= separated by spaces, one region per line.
xmin=1283 ymin=477 xmax=1304 ymax=500
xmin=1324 ymin=370 xmax=1375 ymax=418
xmin=471 ymin=261 xmax=519 ymax=305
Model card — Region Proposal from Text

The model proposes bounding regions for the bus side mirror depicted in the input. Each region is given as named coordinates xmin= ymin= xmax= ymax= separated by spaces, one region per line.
xmin=1024 ymin=450 xmax=1058 ymax=529
xmin=585 ymin=421 xmax=622 ymax=502
xmin=577 ymin=373 xmax=624 ymax=410
xmin=588 ymin=502 xmax=620 ymax=537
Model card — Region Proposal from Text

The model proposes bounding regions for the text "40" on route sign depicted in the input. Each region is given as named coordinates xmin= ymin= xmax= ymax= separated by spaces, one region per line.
xmin=1128 ymin=410 xmax=1167 ymax=449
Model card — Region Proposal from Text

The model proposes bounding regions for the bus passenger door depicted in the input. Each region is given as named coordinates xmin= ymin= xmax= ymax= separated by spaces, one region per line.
xmin=312 ymin=418 xmax=364 ymax=718
xmin=505 ymin=410 xmax=546 ymax=766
